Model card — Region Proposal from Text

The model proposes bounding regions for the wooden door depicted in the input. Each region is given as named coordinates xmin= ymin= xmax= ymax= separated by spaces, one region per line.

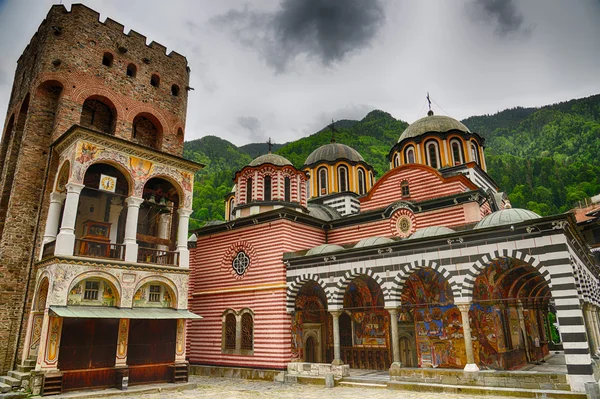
xmin=400 ymin=336 xmax=413 ymax=367
xmin=305 ymin=336 xmax=315 ymax=363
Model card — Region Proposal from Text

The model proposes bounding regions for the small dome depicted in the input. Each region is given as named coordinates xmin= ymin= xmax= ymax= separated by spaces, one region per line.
xmin=475 ymin=208 xmax=541 ymax=230
xmin=308 ymin=204 xmax=342 ymax=221
xmin=305 ymin=142 xmax=364 ymax=166
xmin=399 ymin=114 xmax=470 ymax=143
xmin=354 ymin=236 xmax=395 ymax=248
xmin=409 ymin=226 xmax=456 ymax=239
xmin=306 ymin=244 xmax=345 ymax=256
xmin=248 ymin=153 xmax=292 ymax=167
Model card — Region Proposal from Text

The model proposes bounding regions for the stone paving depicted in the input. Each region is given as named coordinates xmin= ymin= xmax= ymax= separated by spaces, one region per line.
xmin=112 ymin=376 xmax=526 ymax=399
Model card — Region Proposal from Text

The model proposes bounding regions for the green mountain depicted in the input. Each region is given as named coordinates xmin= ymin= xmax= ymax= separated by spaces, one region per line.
xmin=184 ymin=94 xmax=600 ymax=227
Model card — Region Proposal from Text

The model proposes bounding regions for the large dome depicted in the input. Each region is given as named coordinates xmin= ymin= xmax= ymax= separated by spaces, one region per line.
xmin=304 ymin=142 xmax=364 ymax=166
xmin=399 ymin=114 xmax=470 ymax=143
xmin=248 ymin=153 xmax=292 ymax=167
xmin=475 ymin=208 xmax=541 ymax=230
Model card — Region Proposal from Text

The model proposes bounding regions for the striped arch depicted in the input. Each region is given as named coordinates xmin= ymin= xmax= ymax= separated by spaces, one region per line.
xmin=330 ymin=268 xmax=386 ymax=309
xmin=286 ymin=274 xmax=328 ymax=313
xmin=460 ymin=249 xmax=552 ymax=300
xmin=390 ymin=259 xmax=459 ymax=303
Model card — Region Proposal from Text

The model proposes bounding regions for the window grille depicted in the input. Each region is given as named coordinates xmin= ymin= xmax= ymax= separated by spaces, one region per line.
xmin=241 ymin=313 xmax=253 ymax=350
xmin=84 ymin=281 xmax=99 ymax=300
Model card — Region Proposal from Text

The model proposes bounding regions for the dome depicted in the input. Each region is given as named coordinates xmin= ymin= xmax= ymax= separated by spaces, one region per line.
xmin=409 ymin=226 xmax=456 ymax=239
xmin=475 ymin=208 xmax=541 ymax=230
xmin=248 ymin=153 xmax=292 ymax=167
xmin=305 ymin=142 xmax=364 ymax=166
xmin=306 ymin=244 xmax=345 ymax=256
xmin=307 ymin=204 xmax=342 ymax=221
xmin=354 ymin=236 xmax=395 ymax=248
xmin=399 ymin=114 xmax=470 ymax=143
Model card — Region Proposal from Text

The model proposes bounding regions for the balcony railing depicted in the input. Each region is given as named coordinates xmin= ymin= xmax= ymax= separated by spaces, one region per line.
xmin=137 ymin=247 xmax=179 ymax=266
xmin=74 ymin=238 xmax=126 ymax=261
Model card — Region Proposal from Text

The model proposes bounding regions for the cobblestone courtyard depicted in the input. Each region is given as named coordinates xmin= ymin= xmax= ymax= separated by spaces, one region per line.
xmin=113 ymin=376 xmax=526 ymax=399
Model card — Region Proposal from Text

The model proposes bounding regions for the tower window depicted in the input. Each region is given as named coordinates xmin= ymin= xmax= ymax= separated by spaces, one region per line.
xmin=338 ymin=165 xmax=348 ymax=192
xmin=318 ymin=167 xmax=328 ymax=196
xmin=102 ymin=52 xmax=113 ymax=67
xmin=126 ymin=63 xmax=137 ymax=77
xmin=451 ymin=140 xmax=464 ymax=165
xmin=393 ymin=153 xmax=400 ymax=168
xmin=426 ymin=141 xmax=440 ymax=169
xmin=357 ymin=168 xmax=366 ymax=195
xmin=229 ymin=198 xmax=235 ymax=219
xmin=246 ymin=178 xmax=253 ymax=203
xmin=401 ymin=180 xmax=410 ymax=197
xmin=150 ymin=74 xmax=160 ymax=87
xmin=405 ymin=146 xmax=415 ymax=164
xmin=471 ymin=142 xmax=480 ymax=165
xmin=284 ymin=177 xmax=291 ymax=202
xmin=171 ymin=84 xmax=180 ymax=96
xmin=264 ymin=175 xmax=272 ymax=201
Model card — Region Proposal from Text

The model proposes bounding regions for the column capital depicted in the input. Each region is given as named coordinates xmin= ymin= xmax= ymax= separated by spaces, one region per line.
xmin=329 ymin=310 xmax=343 ymax=317
xmin=125 ymin=196 xmax=144 ymax=207
xmin=65 ymin=182 xmax=85 ymax=194
xmin=178 ymin=208 xmax=193 ymax=217
xmin=50 ymin=191 xmax=66 ymax=204
xmin=456 ymin=303 xmax=472 ymax=312
xmin=385 ymin=307 xmax=399 ymax=315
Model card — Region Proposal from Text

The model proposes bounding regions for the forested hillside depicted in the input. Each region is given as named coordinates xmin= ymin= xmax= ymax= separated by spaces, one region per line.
xmin=184 ymin=94 xmax=600 ymax=228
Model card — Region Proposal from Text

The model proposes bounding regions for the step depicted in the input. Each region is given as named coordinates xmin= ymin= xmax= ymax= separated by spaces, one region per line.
xmin=0 ymin=383 xmax=9 ymax=394
xmin=6 ymin=371 xmax=28 ymax=382
xmin=14 ymin=366 xmax=30 ymax=374
xmin=0 ymin=378 xmax=18 ymax=389
xmin=386 ymin=380 xmax=587 ymax=399
xmin=23 ymin=359 xmax=35 ymax=368
xmin=339 ymin=381 xmax=387 ymax=389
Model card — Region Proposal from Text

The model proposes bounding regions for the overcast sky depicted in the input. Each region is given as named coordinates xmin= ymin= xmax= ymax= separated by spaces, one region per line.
xmin=0 ymin=0 xmax=599 ymax=146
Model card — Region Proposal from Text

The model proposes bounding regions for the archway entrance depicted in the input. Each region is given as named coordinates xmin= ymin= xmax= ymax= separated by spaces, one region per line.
xmin=400 ymin=267 xmax=462 ymax=368
xmin=292 ymin=281 xmax=329 ymax=363
xmin=471 ymin=257 xmax=553 ymax=370
xmin=305 ymin=336 xmax=316 ymax=363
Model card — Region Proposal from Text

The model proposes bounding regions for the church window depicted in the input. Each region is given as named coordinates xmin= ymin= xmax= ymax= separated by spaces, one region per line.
xmin=357 ymin=168 xmax=366 ymax=195
xmin=338 ymin=165 xmax=348 ymax=192
xmin=284 ymin=177 xmax=291 ymax=202
xmin=401 ymin=180 xmax=410 ymax=197
xmin=241 ymin=313 xmax=254 ymax=351
xmin=84 ymin=281 xmax=99 ymax=300
xmin=148 ymin=285 xmax=161 ymax=302
xmin=426 ymin=141 xmax=440 ymax=169
xmin=471 ymin=142 xmax=480 ymax=165
xmin=150 ymin=74 xmax=160 ymax=87
xmin=229 ymin=198 xmax=235 ymax=219
xmin=102 ymin=52 xmax=113 ymax=67
xmin=232 ymin=251 xmax=250 ymax=276
xmin=224 ymin=313 xmax=236 ymax=350
xmin=451 ymin=140 xmax=463 ymax=165
xmin=246 ymin=178 xmax=252 ymax=202
xmin=393 ymin=153 xmax=400 ymax=168
xmin=404 ymin=146 xmax=415 ymax=164
xmin=264 ymin=175 xmax=272 ymax=201
xmin=126 ymin=63 xmax=137 ymax=77
xmin=318 ymin=167 xmax=328 ymax=196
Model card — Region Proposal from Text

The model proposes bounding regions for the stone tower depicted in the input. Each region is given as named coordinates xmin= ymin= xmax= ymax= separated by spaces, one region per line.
xmin=0 ymin=3 xmax=200 ymax=386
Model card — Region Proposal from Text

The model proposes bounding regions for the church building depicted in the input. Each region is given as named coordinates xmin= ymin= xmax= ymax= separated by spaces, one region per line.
xmin=189 ymin=111 xmax=600 ymax=392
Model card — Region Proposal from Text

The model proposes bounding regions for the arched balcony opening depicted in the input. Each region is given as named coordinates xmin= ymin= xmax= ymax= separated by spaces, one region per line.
xmin=292 ymin=281 xmax=329 ymax=363
xmin=137 ymin=177 xmax=181 ymax=266
xmin=80 ymin=96 xmax=116 ymax=135
xmin=73 ymin=163 xmax=130 ymax=260
xmin=132 ymin=113 xmax=162 ymax=150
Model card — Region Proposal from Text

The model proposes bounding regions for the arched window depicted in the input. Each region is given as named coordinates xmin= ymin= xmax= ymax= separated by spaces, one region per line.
xmin=401 ymin=180 xmax=410 ymax=197
xmin=229 ymin=198 xmax=235 ymax=219
xmin=171 ymin=84 xmax=180 ymax=96
xmin=224 ymin=313 xmax=236 ymax=350
xmin=150 ymin=74 xmax=160 ymax=87
xmin=264 ymin=175 xmax=272 ymax=201
xmin=338 ymin=165 xmax=348 ymax=192
xmin=404 ymin=146 xmax=415 ymax=164
xmin=241 ymin=313 xmax=253 ymax=351
xmin=471 ymin=142 xmax=480 ymax=165
xmin=284 ymin=177 xmax=291 ymax=202
xmin=393 ymin=153 xmax=400 ymax=168
xmin=126 ymin=63 xmax=137 ymax=77
xmin=132 ymin=114 xmax=161 ymax=149
xmin=318 ymin=167 xmax=328 ymax=196
xmin=425 ymin=141 xmax=440 ymax=169
xmin=450 ymin=139 xmax=464 ymax=165
xmin=357 ymin=168 xmax=366 ymax=195
xmin=80 ymin=97 xmax=116 ymax=135
xmin=246 ymin=178 xmax=252 ymax=203
xmin=102 ymin=52 xmax=113 ymax=67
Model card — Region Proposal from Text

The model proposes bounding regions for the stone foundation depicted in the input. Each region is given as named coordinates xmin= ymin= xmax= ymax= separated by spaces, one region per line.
xmin=287 ymin=362 xmax=349 ymax=378
xmin=189 ymin=365 xmax=282 ymax=381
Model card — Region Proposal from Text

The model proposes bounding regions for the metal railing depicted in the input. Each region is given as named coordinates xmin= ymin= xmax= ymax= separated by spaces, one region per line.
xmin=74 ymin=238 xmax=126 ymax=261
xmin=137 ymin=247 xmax=179 ymax=266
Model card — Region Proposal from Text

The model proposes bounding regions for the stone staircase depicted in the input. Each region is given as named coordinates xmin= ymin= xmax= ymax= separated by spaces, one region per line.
xmin=0 ymin=358 xmax=35 ymax=398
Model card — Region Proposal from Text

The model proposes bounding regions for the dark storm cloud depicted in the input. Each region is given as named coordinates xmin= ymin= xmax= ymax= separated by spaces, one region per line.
xmin=236 ymin=116 xmax=265 ymax=141
xmin=212 ymin=0 xmax=385 ymax=72
xmin=467 ymin=0 xmax=532 ymax=37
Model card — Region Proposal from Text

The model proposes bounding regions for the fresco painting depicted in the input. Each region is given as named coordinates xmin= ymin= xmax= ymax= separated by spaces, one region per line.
xmin=292 ymin=281 xmax=328 ymax=361
xmin=353 ymin=311 xmax=388 ymax=346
